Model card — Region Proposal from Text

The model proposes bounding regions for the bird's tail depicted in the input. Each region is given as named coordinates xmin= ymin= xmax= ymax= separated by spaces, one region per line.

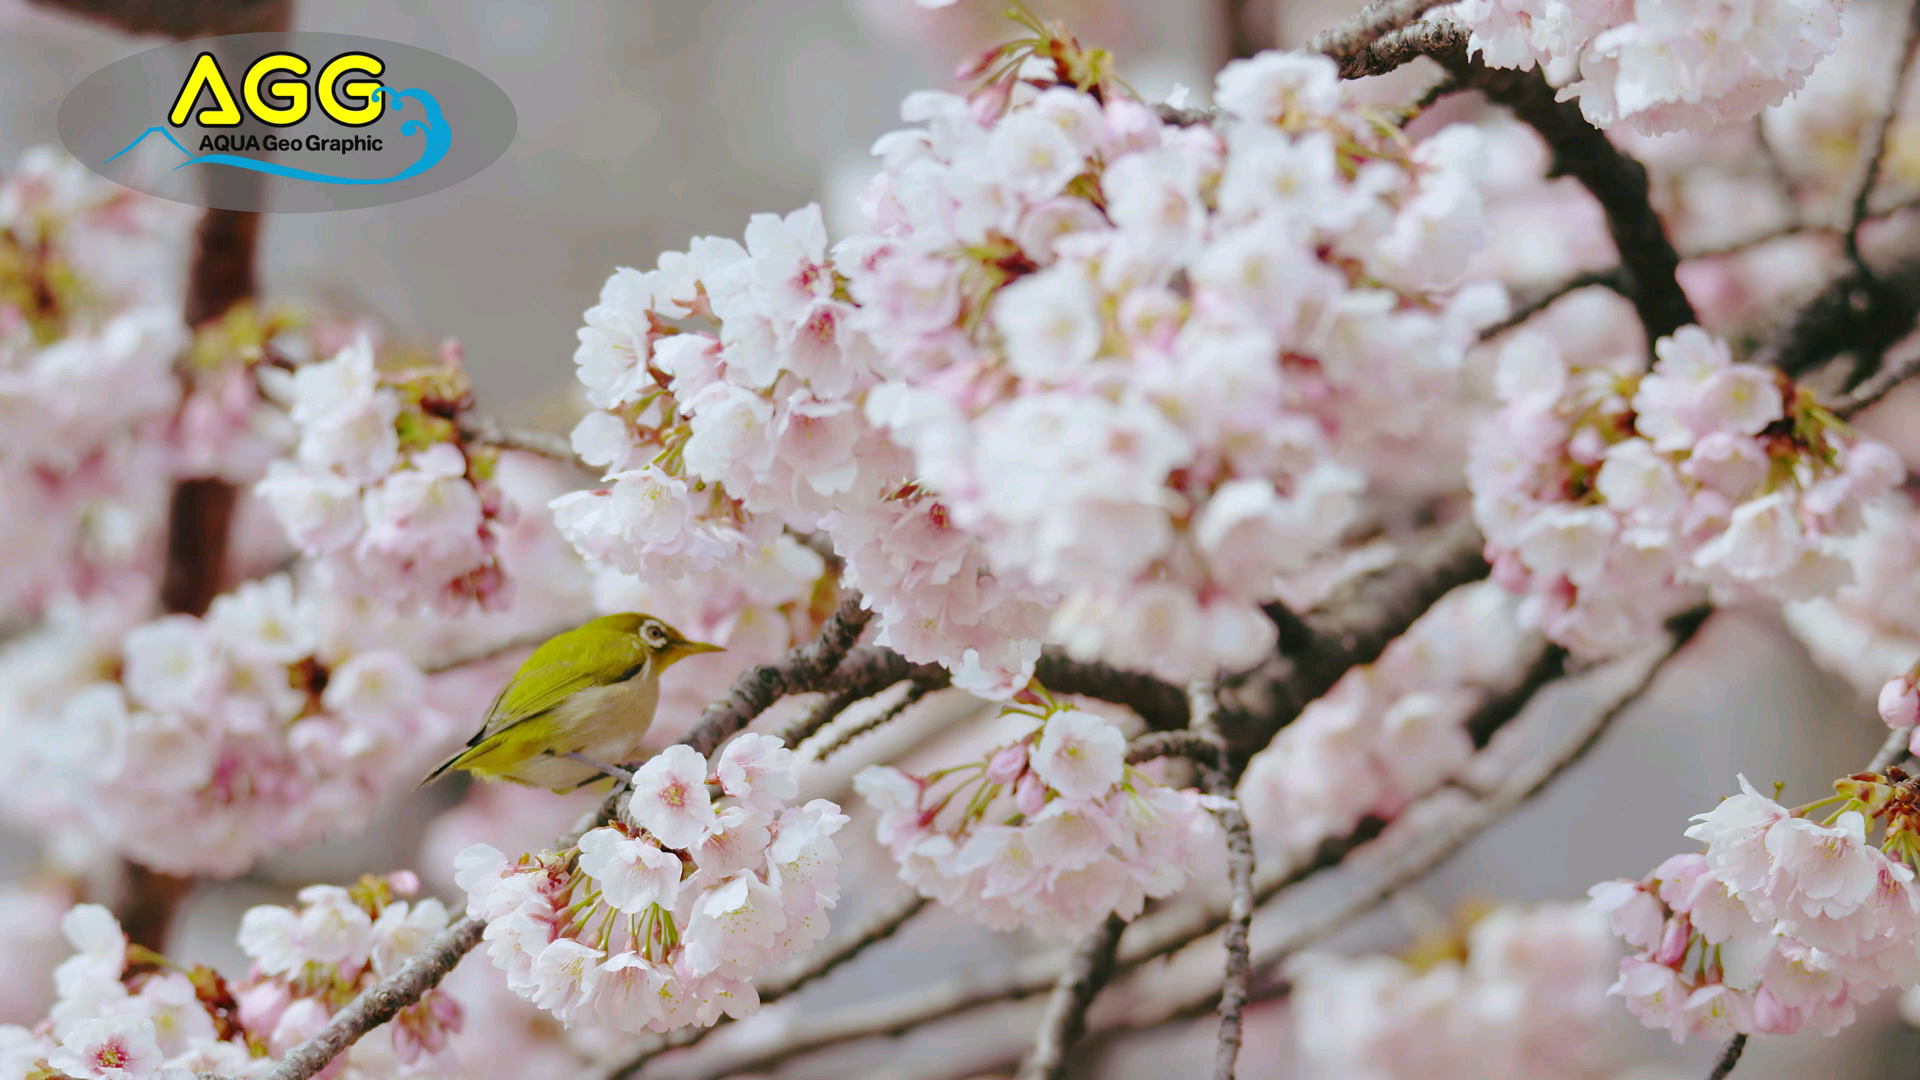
xmin=418 ymin=745 xmax=472 ymax=790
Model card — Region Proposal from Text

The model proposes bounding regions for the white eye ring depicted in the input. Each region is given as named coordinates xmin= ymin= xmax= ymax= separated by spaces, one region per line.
xmin=643 ymin=622 xmax=668 ymax=646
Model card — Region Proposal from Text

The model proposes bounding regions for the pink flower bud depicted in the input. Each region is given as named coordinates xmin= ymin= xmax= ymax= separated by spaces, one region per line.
xmin=1653 ymin=916 xmax=1691 ymax=966
xmin=986 ymin=743 xmax=1029 ymax=785
xmin=1014 ymin=773 xmax=1047 ymax=818
xmin=1880 ymin=675 xmax=1920 ymax=729
xmin=1750 ymin=988 xmax=1806 ymax=1035
xmin=388 ymin=870 xmax=421 ymax=897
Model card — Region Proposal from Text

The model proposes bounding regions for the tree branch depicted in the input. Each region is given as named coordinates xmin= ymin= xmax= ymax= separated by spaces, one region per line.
xmin=1479 ymin=271 xmax=1625 ymax=341
xmin=1331 ymin=18 xmax=1468 ymax=79
xmin=1214 ymin=516 xmax=1490 ymax=774
xmin=1432 ymin=42 xmax=1698 ymax=344
xmin=1871 ymin=724 xmax=1913 ymax=773
xmin=1307 ymin=0 xmax=1450 ymax=67
xmin=1037 ymin=651 xmax=1191 ymax=730
xmin=1844 ymin=0 xmax=1920 ymax=274
xmin=1836 ymin=351 xmax=1920 ymax=417
xmin=1754 ymin=257 xmax=1920 ymax=379
xmin=1706 ymin=1033 xmax=1748 ymax=1080
xmin=256 ymin=916 xmax=485 ymax=1080
xmin=1187 ymin=679 xmax=1252 ymax=1080
xmin=1016 ymin=915 xmax=1128 ymax=1080
xmin=679 ymin=593 xmax=873 ymax=758
xmin=455 ymin=412 xmax=589 ymax=468
xmin=235 ymin=590 xmax=885 ymax=1080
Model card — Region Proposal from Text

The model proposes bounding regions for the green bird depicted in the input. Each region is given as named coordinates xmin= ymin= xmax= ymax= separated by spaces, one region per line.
xmin=422 ymin=613 xmax=723 ymax=793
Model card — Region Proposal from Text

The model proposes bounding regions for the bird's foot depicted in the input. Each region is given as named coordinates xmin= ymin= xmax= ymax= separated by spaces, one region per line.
xmin=561 ymin=752 xmax=635 ymax=784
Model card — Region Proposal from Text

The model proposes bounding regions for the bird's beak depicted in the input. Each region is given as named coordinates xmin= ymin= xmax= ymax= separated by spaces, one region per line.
xmin=661 ymin=640 xmax=724 ymax=668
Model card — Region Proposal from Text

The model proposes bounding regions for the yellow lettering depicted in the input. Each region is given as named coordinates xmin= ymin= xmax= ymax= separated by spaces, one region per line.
xmin=318 ymin=53 xmax=385 ymax=127
xmin=168 ymin=53 xmax=241 ymax=127
xmin=243 ymin=53 xmax=310 ymax=126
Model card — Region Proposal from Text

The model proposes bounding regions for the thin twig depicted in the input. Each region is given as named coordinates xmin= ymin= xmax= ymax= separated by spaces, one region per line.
xmin=1188 ymin=679 xmax=1252 ymax=1080
xmin=1836 ymin=351 xmax=1920 ymax=416
xmin=1706 ymin=1034 xmax=1748 ymax=1080
xmin=1016 ymin=915 xmax=1128 ymax=1080
xmin=1478 ymin=270 xmax=1624 ymax=341
xmin=1845 ymin=1 xmax=1920 ymax=274
xmin=1871 ymin=724 xmax=1913 ymax=773
xmin=816 ymin=679 xmax=935 ymax=760
xmin=455 ymin=412 xmax=587 ymax=468
xmin=680 ymin=593 xmax=873 ymax=758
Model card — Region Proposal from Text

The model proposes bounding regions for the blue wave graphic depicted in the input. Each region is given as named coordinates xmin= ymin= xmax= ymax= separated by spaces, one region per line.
xmin=105 ymin=87 xmax=448 ymax=185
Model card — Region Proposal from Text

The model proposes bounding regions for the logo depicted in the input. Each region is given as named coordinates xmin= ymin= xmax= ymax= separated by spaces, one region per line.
xmin=58 ymin=32 xmax=517 ymax=212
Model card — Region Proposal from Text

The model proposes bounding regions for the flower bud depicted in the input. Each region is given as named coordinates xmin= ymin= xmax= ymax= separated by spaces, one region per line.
xmin=986 ymin=743 xmax=1028 ymax=785
xmin=1880 ymin=674 xmax=1920 ymax=729
xmin=1652 ymin=916 xmax=1690 ymax=966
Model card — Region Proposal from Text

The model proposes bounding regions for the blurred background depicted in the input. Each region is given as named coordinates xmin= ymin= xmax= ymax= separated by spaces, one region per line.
xmin=1 ymin=0 xmax=1915 ymax=1077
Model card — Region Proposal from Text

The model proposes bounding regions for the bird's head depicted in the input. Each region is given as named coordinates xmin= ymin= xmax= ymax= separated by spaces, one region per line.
xmin=608 ymin=613 xmax=724 ymax=670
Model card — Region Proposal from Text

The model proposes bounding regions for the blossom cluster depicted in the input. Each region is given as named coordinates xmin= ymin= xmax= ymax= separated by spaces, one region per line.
xmin=1470 ymin=324 xmax=1900 ymax=657
xmin=2 ymin=872 xmax=461 ymax=1080
xmin=855 ymin=703 xmax=1222 ymax=935
xmin=0 ymin=149 xmax=197 ymax=620
xmin=556 ymin=39 xmax=1507 ymax=688
xmin=457 ymin=735 xmax=848 ymax=1033
xmin=1782 ymin=492 xmax=1920 ymax=701
xmin=1288 ymin=902 xmax=1619 ymax=1079
xmin=257 ymin=337 xmax=515 ymax=615
xmin=1240 ymin=581 xmax=1544 ymax=859
xmin=1590 ymin=771 xmax=1920 ymax=1041
xmin=46 ymin=573 xmax=463 ymax=877
xmin=1448 ymin=0 xmax=1847 ymax=134
xmin=235 ymin=873 xmax=465 ymax=1074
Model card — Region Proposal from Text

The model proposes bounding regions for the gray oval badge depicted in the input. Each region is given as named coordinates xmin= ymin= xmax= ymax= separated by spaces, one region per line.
xmin=58 ymin=32 xmax=516 ymax=213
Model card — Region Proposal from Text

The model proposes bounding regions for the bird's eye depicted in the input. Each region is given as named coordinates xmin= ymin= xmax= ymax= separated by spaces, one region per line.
xmin=643 ymin=622 xmax=668 ymax=646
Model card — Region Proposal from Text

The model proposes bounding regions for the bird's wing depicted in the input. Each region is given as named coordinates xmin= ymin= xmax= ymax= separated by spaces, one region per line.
xmin=469 ymin=630 xmax=651 ymax=742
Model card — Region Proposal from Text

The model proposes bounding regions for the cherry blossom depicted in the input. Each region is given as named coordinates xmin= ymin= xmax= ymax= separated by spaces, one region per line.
xmin=1288 ymin=902 xmax=1619 ymax=1079
xmin=460 ymin=739 xmax=844 ymax=1032
xmin=1471 ymin=324 xmax=1897 ymax=657
xmin=856 ymin=700 xmax=1223 ymax=934
xmin=1448 ymin=0 xmax=1848 ymax=134
xmin=1592 ymin=769 xmax=1920 ymax=1041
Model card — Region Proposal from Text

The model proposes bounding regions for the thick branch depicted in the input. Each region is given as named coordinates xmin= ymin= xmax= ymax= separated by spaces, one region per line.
xmin=1016 ymin=915 xmax=1127 ymax=1080
xmin=1038 ymin=651 xmax=1191 ymax=730
xmin=1432 ymin=44 xmax=1697 ymax=344
xmin=1754 ymin=257 xmax=1920 ymax=378
xmin=1328 ymin=13 xmax=1465 ymax=78
xmin=1307 ymin=0 xmax=1449 ymax=66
